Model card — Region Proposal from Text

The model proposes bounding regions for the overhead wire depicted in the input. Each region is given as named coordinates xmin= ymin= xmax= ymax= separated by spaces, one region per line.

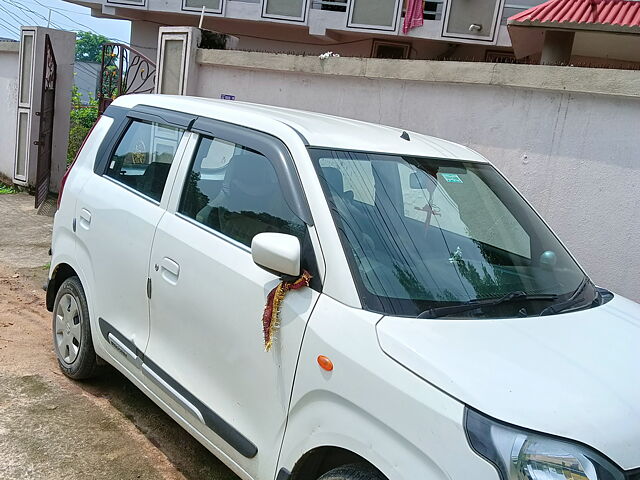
xmin=21 ymin=0 xmax=145 ymax=48
xmin=0 ymin=3 xmax=35 ymax=29
xmin=0 ymin=17 xmax=23 ymax=39
xmin=30 ymin=0 xmax=114 ymax=36
xmin=15 ymin=0 xmax=97 ymax=17
xmin=76 ymin=62 xmax=101 ymax=77
xmin=3 ymin=0 xmax=42 ymax=26
xmin=0 ymin=0 xmax=104 ymax=97
xmin=0 ymin=0 xmax=68 ymax=33
xmin=0 ymin=17 xmax=20 ymax=37
xmin=0 ymin=0 xmax=142 ymax=49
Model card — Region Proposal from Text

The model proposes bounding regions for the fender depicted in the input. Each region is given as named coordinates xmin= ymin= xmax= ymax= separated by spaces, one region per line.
xmin=277 ymin=294 xmax=498 ymax=480
xmin=280 ymin=389 xmax=442 ymax=480
xmin=48 ymin=251 xmax=105 ymax=360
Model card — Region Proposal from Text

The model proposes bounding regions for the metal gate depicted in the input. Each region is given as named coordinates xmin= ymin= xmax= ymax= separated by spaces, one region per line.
xmin=34 ymin=34 xmax=57 ymax=209
xmin=98 ymin=43 xmax=156 ymax=115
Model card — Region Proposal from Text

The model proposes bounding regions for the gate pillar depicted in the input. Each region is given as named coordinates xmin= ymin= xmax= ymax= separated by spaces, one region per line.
xmin=13 ymin=27 xmax=74 ymax=201
xmin=155 ymin=27 xmax=202 ymax=96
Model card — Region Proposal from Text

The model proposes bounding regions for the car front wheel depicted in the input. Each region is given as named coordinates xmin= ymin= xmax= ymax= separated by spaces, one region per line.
xmin=317 ymin=464 xmax=386 ymax=480
xmin=52 ymin=276 xmax=98 ymax=379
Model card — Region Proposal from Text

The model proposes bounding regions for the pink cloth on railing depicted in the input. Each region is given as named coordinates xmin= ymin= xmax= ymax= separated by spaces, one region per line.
xmin=402 ymin=0 xmax=424 ymax=34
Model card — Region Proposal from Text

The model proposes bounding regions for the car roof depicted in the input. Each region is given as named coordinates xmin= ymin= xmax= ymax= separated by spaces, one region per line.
xmin=112 ymin=94 xmax=487 ymax=162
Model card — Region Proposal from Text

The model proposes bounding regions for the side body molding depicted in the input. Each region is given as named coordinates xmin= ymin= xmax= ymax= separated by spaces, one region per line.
xmin=98 ymin=317 xmax=258 ymax=459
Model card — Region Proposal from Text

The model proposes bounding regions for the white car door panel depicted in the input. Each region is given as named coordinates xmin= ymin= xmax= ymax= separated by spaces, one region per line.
xmin=78 ymin=118 xmax=188 ymax=366
xmin=146 ymin=213 xmax=320 ymax=472
xmin=144 ymin=132 xmax=321 ymax=478
xmin=77 ymin=173 xmax=165 ymax=359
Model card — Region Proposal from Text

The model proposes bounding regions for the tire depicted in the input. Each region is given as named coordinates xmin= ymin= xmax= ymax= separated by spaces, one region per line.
xmin=52 ymin=276 xmax=98 ymax=379
xmin=317 ymin=464 xmax=386 ymax=480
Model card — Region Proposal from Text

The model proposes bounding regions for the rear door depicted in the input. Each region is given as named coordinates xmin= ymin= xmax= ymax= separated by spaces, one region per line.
xmin=75 ymin=107 xmax=192 ymax=369
xmin=143 ymin=120 xmax=322 ymax=478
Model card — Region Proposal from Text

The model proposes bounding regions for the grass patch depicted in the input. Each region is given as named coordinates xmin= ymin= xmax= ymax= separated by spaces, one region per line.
xmin=0 ymin=182 xmax=17 ymax=194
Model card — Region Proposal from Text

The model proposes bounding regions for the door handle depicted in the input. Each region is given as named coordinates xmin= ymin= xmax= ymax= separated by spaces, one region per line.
xmin=159 ymin=257 xmax=180 ymax=285
xmin=79 ymin=208 xmax=91 ymax=229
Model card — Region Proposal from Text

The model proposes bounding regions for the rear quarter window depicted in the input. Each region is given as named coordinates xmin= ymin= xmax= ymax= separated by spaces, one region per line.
xmin=105 ymin=120 xmax=184 ymax=202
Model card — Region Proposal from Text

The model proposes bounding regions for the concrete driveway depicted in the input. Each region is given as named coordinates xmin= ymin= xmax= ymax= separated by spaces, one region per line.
xmin=0 ymin=193 xmax=239 ymax=480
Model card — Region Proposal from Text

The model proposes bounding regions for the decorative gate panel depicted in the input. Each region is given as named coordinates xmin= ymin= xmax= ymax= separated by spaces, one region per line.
xmin=34 ymin=34 xmax=56 ymax=209
xmin=98 ymin=43 xmax=156 ymax=115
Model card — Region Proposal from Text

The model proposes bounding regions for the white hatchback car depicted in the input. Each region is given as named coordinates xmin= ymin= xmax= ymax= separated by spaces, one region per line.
xmin=47 ymin=94 xmax=640 ymax=480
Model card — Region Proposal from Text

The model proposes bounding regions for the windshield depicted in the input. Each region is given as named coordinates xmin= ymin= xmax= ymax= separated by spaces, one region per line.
xmin=309 ymin=148 xmax=599 ymax=318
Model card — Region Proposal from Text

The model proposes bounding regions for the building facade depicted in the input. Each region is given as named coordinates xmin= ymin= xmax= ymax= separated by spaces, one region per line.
xmin=64 ymin=0 xmax=543 ymax=61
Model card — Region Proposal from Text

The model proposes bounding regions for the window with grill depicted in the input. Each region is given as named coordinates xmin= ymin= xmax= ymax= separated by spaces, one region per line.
xmin=262 ymin=0 xmax=309 ymax=21
xmin=348 ymin=0 xmax=401 ymax=31
xmin=183 ymin=0 xmax=223 ymax=14
xmin=311 ymin=0 xmax=347 ymax=12
xmin=106 ymin=0 xmax=145 ymax=5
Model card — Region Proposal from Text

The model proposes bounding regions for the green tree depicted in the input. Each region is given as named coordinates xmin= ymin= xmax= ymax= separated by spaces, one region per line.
xmin=75 ymin=31 xmax=109 ymax=63
xmin=67 ymin=86 xmax=98 ymax=163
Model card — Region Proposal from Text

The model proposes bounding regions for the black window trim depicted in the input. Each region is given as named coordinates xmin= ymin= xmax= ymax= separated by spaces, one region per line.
xmin=103 ymin=174 xmax=162 ymax=206
xmin=99 ymin=105 xmax=313 ymax=228
xmin=98 ymin=105 xmax=321 ymax=285
xmin=95 ymin=105 xmax=194 ymax=204
xmin=96 ymin=104 xmax=196 ymax=175
xmin=175 ymin=213 xmax=323 ymax=291
xmin=175 ymin=211 xmax=251 ymax=253
xmin=190 ymin=117 xmax=313 ymax=227
xmin=176 ymin=130 xmax=322 ymax=289
xmin=126 ymin=104 xmax=197 ymax=130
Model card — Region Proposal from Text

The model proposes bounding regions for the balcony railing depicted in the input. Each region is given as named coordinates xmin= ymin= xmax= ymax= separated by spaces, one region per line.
xmin=310 ymin=0 xmax=347 ymax=12
xmin=310 ymin=0 xmax=445 ymax=20
xmin=423 ymin=1 xmax=444 ymax=20
xmin=261 ymin=0 xmax=530 ymax=28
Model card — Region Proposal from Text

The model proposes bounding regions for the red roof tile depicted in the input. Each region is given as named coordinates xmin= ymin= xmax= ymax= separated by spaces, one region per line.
xmin=508 ymin=0 xmax=640 ymax=27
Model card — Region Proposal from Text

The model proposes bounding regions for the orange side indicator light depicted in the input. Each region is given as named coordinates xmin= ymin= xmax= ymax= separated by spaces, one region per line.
xmin=317 ymin=355 xmax=334 ymax=372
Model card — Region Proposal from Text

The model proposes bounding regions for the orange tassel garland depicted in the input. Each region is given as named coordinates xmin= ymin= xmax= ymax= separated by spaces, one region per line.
xmin=261 ymin=270 xmax=312 ymax=352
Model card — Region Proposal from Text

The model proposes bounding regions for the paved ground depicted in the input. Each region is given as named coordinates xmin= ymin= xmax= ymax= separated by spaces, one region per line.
xmin=0 ymin=192 xmax=239 ymax=480
xmin=0 ymin=193 xmax=54 ymax=268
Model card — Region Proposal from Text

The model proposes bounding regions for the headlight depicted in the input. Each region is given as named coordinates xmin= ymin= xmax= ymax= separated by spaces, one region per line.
xmin=465 ymin=408 xmax=625 ymax=480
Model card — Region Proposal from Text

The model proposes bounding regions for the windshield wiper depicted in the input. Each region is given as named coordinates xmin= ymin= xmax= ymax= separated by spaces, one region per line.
xmin=539 ymin=277 xmax=592 ymax=316
xmin=418 ymin=290 xmax=559 ymax=319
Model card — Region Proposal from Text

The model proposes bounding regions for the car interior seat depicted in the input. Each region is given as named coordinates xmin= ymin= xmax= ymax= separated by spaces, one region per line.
xmin=208 ymin=150 xmax=292 ymax=246
xmin=139 ymin=161 xmax=172 ymax=201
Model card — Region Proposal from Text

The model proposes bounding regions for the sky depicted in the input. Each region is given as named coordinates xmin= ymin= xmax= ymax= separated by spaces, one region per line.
xmin=0 ymin=0 xmax=131 ymax=43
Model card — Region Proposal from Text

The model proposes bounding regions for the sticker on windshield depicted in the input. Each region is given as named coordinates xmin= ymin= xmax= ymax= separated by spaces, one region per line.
xmin=442 ymin=173 xmax=463 ymax=183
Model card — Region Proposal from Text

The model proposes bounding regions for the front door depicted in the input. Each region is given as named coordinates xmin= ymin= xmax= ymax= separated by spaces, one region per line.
xmin=76 ymin=118 xmax=187 ymax=364
xmin=145 ymin=133 xmax=320 ymax=478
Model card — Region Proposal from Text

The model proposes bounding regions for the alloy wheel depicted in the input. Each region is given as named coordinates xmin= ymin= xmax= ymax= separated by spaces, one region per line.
xmin=55 ymin=293 xmax=82 ymax=364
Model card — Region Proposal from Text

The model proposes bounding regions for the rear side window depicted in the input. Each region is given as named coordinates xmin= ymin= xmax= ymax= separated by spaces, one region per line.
xmin=178 ymin=136 xmax=306 ymax=247
xmin=106 ymin=120 xmax=184 ymax=202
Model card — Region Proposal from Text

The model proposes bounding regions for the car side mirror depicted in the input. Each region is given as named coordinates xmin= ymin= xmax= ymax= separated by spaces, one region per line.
xmin=251 ymin=233 xmax=301 ymax=278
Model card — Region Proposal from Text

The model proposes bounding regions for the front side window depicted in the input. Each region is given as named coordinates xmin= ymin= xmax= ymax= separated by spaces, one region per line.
xmin=179 ymin=136 xmax=306 ymax=247
xmin=106 ymin=120 xmax=184 ymax=202
xmin=310 ymin=148 xmax=599 ymax=318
